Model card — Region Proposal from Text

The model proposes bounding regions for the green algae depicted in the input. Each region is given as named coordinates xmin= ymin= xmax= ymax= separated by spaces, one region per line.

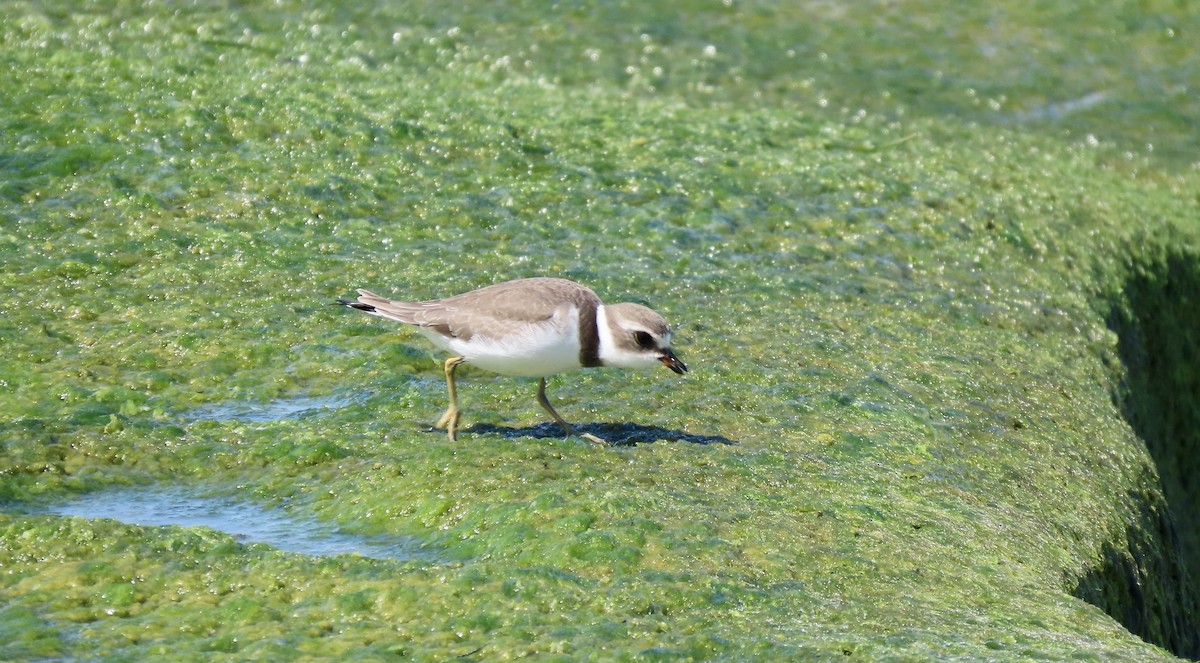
xmin=2 ymin=0 xmax=1200 ymax=660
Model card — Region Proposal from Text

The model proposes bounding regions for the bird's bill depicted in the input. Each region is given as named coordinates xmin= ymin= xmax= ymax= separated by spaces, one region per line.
xmin=659 ymin=350 xmax=687 ymax=375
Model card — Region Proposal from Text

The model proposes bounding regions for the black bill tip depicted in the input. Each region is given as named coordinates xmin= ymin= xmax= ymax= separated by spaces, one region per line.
xmin=660 ymin=351 xmax=687 ymax=375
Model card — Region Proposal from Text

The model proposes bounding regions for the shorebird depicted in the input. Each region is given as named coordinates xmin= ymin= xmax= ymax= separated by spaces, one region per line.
xmin=338 ymin=277 xmax=686 ymax=442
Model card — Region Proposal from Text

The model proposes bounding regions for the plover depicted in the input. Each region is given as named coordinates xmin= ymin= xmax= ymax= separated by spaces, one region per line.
xmin=337 ymin=277 xmax=686 ymax=442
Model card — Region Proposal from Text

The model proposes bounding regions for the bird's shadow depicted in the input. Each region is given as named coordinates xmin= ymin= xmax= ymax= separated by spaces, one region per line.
xmin=457 ymin=421 xmax=737 ymax=446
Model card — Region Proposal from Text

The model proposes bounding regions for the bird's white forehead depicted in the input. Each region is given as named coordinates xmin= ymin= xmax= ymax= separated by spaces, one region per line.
xmin=616 ymin=318 xmax=671 ymax=342
xmin=615 ymin=317 xmax=669 ymax=334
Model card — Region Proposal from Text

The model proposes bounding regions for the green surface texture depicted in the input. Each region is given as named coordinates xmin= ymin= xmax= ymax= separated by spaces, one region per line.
xmin=2 ymin=1 xmax=1198 ymax=660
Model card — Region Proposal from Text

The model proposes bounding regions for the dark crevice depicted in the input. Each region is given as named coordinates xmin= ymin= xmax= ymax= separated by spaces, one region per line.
xmin=1086 ymin=249 xmax=1200 ymax=659
xmin=1072 ymin=488 xmax=1198 ymax=658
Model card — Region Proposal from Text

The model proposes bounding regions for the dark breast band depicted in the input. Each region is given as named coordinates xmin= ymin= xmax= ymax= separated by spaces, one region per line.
xmin=577 ymin=299 xmax=602 ymax=367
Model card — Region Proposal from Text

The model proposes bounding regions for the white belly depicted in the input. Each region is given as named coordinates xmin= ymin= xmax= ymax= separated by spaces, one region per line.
xmin=416 ymin=313 xmax=583 ymax=378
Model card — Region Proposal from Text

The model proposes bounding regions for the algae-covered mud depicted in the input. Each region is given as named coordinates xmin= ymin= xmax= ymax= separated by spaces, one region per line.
xmin=3 ymin=0 xmax=1199 ymax=660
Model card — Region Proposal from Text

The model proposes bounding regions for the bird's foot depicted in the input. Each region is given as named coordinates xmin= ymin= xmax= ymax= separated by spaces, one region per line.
xmin=557 ymin=421 xmax=605 ymax=444
xmin=578 ymin=431 xmax=607 ymax=444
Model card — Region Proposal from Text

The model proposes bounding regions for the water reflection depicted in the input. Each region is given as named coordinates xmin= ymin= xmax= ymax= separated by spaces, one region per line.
xmin=39 ymin=485 xmax=438 ymax=562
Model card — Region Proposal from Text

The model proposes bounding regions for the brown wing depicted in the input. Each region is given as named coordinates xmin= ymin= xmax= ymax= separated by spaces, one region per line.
xmin=351 ymin=278 xmax=601 ymax=342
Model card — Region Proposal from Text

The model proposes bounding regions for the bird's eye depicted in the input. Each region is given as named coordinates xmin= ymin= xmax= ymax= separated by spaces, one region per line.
xmin=633 ymin=331 xmax=655 ymax=349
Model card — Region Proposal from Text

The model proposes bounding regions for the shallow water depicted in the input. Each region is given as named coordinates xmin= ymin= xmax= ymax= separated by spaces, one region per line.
xmin=182 ymin=392 xmax=363 ymax=423
xmin=34 ymin=485 xmax=436 ymax=562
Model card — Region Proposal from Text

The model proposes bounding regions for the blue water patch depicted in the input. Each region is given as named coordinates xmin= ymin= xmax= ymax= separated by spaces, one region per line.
xmin=37 ymin=485 xmax=438 ymax=562
xmin=183 ymin=392 xmax=363 ymax=423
